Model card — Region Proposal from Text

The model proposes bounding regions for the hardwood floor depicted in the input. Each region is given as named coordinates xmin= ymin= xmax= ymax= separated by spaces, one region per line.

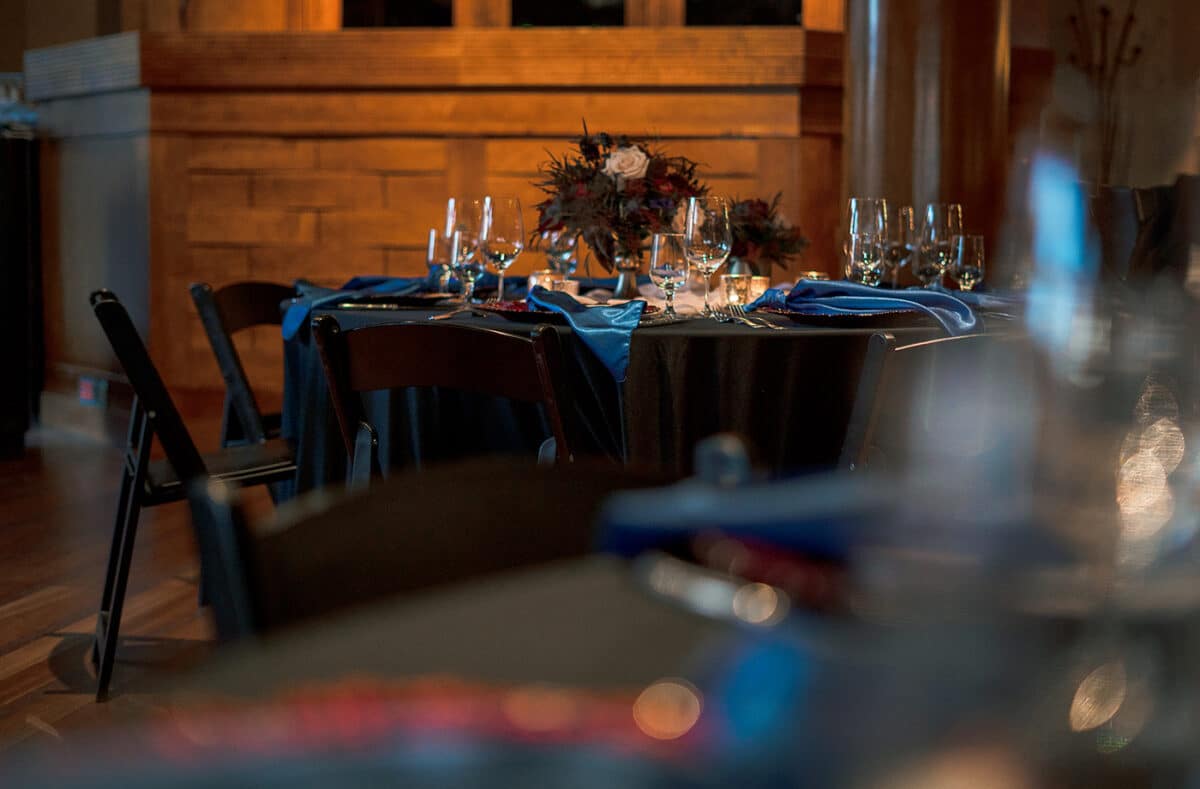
xmin=0 ymin=411 xmax=274 ymax=755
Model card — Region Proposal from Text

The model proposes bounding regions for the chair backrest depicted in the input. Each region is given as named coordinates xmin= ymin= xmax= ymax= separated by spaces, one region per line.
xmin=188 ymin=458 xmax=669 ymax=638
xmin=839 ymin=332 xmax=1038 ymax=478
xmin=312 ymin=316 xmax=575 ymax=473
xmin=90 ymin=289 xmax=207 ymax=482
xmin=190 ymin=281 xmax=294 ymax=444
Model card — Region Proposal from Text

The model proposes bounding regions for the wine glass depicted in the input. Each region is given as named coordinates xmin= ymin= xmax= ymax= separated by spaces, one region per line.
xmin=650 ymin=233 xmax=689 ymax=318
xmin=915 ymin=203 xmax=963 ymax=288
xmin=846 ymin=233 xmax=885 ymax=287
xmin=447 ymin=198 xmax=484 ymax=302
xmin=949 ymin=234 xmax=985 ymax=291
xmin=480 ymin=196 xmax=524 ymax=301
xmin=846 ymin=197 xmax=888 ymax=238
xmin=882 ymin=205 xmax=916 ymax=287
xmin=541 ymin=228 xmax=578 ymax=277
xmin=683 ymin=196 xmax=733 ymax=317
xmin=425 ymin=227 xmax=453 ymax=294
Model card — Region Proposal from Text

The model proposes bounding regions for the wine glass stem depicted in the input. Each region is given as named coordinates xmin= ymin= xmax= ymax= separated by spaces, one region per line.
xmin=665 ymin=289 xmax=675 ymax=317
xmin=703 ymin=277 xmax=711 ymax=315
xmin=497 ymin=272 xmax=504 ymax=301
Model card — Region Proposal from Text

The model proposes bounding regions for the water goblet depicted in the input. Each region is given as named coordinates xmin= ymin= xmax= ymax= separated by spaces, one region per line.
xmin=541 ymin=228 xmax=578 ymax=277
xmin=882 ymin=205 xmax=916 ymax=287
xmin=650 ymin=233 xmax=689 ymax=318
xmin=915 ymin=203 xmax=963 ymax=288
xmin=846 ymin=233 xmax=885 ymax=287
xmin=683 ymin=196 xmax=733 ymax=318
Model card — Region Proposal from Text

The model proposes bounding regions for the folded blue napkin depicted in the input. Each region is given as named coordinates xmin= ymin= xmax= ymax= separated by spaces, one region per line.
xmin=748 ymin=280 xmax=1000 ymax=336
xmin=526 ymin=286 xmax=645 ymax=382
xmin=282 ymin=276 xmax=428 ymax=340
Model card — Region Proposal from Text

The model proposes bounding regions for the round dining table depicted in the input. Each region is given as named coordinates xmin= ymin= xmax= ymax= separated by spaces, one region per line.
xmin=281 ymin=303 xmax=943 ymax=493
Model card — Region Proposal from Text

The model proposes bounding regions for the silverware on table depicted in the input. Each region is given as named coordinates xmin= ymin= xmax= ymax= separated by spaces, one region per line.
xmin=429 ymin=306 xmax=493 ymax=321
xmin=722 ymin=304 xmax=787 ymax=330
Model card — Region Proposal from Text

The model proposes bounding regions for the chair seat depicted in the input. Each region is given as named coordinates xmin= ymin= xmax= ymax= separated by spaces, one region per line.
xmin=145 ymin=438 xmax=295 ymax=502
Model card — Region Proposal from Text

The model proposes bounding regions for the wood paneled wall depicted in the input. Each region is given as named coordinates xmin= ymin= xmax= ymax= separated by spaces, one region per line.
xmin=31 ymin=26 xmax=843 ymax=396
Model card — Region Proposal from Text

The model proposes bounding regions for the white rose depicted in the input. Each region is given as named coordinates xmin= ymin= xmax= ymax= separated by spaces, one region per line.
xmin=602 ymin=146 xmax=650 ymax=183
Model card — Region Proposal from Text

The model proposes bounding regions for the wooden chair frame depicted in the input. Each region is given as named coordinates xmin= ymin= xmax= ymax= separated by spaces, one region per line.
xmin=311 ymin=316 xmax=575 ymax=487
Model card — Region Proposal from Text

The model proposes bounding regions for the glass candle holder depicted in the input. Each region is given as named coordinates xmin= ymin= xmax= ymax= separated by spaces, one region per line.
xmin=720 ymin=274 xmax=752 ymax=305
xmin=549 ymin=279 xmax=580 ymax=296
xmin=527 ymin=269 xmax=561 ymax=292
xmin=749 ymin=276 xmax=770 ymax=301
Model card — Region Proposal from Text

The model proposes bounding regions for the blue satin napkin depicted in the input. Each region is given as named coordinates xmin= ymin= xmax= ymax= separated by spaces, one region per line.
xmin=281 ymin=276 xmax=429 ymax=340
xmin=526 ymin=286 xmax=645 ymax=382
xmin=747 ymin=280 xmax=1004 ymax=336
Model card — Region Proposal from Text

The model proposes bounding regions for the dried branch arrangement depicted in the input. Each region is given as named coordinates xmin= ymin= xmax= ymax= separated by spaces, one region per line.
xmin=1067 ymin=0 xmax=1143 ymax=187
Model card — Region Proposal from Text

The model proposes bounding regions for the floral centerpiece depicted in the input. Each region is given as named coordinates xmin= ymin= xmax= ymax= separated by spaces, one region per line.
xmin=533 ymin=125 xmax=706 ymax=298
xmin=728 ymin=194 xmax=809 ymax=276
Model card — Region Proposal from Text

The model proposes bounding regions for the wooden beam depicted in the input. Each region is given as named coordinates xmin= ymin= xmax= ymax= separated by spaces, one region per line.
xmin=150 ymin=89 xmax=803 ymax=137
xmin=626 ymin=0 xmax=685 ymax=26
xmin=454 ymin=0 xmax=510 ymax=27
xmin=135 ymin=29 xmax=824 ymax=89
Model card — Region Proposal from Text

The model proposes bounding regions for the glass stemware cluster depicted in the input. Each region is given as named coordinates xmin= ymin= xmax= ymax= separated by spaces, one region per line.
xmin=431 ymin=196 xmax=526 ymax=303
xmin=842 ymin=198 xmax=982 ymax=291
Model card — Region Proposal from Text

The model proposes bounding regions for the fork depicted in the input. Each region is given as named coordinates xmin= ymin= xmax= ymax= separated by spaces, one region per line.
xmin=727 ymin=304 xmax=786 ymax=330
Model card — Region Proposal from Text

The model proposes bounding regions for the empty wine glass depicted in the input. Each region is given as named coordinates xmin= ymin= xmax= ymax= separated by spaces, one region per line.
xmin=882 ymin=205 xmax=916 ymax=287
xmin=447 ymin=198 xmax=483 ymax=302
xmin=650 ymin=233 xmax=689 ymax=317
xmin=683 ymin=196 xmax=733 ymax=318
xmin=425 ymin=227 xmax=453 ymax=293
xmin=949 ymin=234 xmax=985 ymax=291
xmin=846 ymin=233 xmax=885 ymax=287
xmin=480 ymin=196 xmax=524 ymax=301
xmin=846 ymin=197 xmax=888 ymax=238
xmin=541 ymin=228 xmax=578 ymax=277
xmin=915 ymin=203 xmax=963 ymax=288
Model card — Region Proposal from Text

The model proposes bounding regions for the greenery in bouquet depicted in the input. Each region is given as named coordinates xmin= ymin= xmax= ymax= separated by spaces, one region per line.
xmin=533 ymin=125 xmax=707 ymax=272
xmin=730 ymin=194 xmax=809 ymax=275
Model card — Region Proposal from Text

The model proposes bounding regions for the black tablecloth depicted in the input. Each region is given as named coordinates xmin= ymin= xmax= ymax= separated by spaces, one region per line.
xmin=283 ymin=307 xmax=941 ymax=492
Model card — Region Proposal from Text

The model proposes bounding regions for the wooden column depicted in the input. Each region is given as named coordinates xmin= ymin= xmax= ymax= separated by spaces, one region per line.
xmin=844 ymin=0 xmax=1009 ymax=245
xmin=843 ymin=0 xmax=917 ymax=213
xmin=911 ymin=0 xmax=1009 ymax=244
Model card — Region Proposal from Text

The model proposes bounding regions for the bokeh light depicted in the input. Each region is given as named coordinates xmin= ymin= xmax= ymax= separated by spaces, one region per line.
xmin=632 ymin=679 xmax=703 ymax=741
xmin=1069 ymin=662 xmax=1127 ymax=732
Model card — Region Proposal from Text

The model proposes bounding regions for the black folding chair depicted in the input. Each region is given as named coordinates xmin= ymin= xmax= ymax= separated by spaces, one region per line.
xmin=188 ymin=457 xmax=668 ymax=641
xmin=189 ymin=281 xmax=294 ymax=447
xmin=839 ymin=332 xmax=1037 ymax=474
xmin=89 ymin=289 xmax=296 ymax=700
xmin=312 ymin=316 xmax=577 ymax=489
